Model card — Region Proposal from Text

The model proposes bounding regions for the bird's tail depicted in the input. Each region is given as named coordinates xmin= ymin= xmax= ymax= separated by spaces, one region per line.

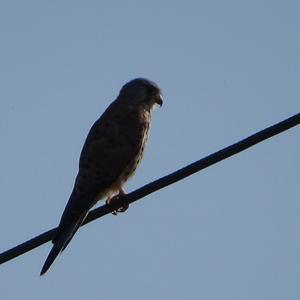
xmin=40 ymin=239 xmax=64 ymax=276
xmin=40 ymin=213 xmax=87 ymax=276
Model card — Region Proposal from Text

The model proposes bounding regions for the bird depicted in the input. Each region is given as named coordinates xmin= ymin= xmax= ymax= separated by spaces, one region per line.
xmin=40 ymin=78 xmax=163 ymax=275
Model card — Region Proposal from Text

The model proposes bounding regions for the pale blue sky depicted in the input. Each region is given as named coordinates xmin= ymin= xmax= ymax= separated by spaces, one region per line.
xmin=0 ymin=1 xmax=300 ymax=299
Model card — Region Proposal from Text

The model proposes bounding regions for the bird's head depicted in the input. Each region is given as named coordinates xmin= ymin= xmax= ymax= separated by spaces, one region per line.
xmin=119 ymin=78 xmax=163 ymax=110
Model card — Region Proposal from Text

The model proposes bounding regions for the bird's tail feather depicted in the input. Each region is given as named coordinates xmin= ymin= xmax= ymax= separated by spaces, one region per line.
xmin=60 ymin=213 xmax=87 ymax=252
xmin=40 ymin=240 xmax=63 ymax=276
xmin=40 ymin=213 xmax=87 ymax=276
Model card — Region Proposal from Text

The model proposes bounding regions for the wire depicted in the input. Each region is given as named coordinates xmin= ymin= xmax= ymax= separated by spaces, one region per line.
xmin=0 ymin=112 xmax=299 ymax=265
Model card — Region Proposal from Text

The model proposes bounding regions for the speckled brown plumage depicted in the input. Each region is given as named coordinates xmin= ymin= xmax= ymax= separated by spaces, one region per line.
xmin=40 ymin=78 xmax=163 ymax=275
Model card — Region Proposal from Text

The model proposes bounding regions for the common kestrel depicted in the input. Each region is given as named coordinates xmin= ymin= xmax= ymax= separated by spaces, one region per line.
xmin=40 ymin=78 xmax=163 ymax=275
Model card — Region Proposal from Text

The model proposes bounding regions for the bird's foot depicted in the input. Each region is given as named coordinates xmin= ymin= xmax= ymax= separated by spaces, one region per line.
xmin=106 ymin=190 xmax=129 ymax=215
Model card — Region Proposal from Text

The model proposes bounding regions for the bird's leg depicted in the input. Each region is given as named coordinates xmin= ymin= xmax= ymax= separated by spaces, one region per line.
xmin=105 ymin=188 xmax=129 ymax=215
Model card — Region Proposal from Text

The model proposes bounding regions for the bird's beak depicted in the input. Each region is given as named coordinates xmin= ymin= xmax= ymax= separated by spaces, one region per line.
xmin=156 ymin=94 xmax=163 ymax=106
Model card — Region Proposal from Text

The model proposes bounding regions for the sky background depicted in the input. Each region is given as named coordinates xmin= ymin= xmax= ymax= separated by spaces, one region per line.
xmin=0 ymin=1 xmax=300 ymax=299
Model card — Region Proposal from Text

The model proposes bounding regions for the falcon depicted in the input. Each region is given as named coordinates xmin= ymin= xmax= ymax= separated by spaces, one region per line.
xmin=40 ymin=78 xmax=163 ymax=275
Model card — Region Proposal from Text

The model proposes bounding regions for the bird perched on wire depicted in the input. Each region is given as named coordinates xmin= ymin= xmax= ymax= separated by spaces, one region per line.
xmin=40 ymin=78 xmax=163 ymax=275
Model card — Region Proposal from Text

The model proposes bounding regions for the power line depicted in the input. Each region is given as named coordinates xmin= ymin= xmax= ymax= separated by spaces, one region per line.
xmin=0 ymin=112 xmax=299 ymax=266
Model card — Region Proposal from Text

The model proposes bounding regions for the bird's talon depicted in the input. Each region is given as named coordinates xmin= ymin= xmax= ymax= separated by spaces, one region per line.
xmin=117 ymin=204 xmax=129 ymax=213
xmin=106 ymin=192 xmax=128 ymax=215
